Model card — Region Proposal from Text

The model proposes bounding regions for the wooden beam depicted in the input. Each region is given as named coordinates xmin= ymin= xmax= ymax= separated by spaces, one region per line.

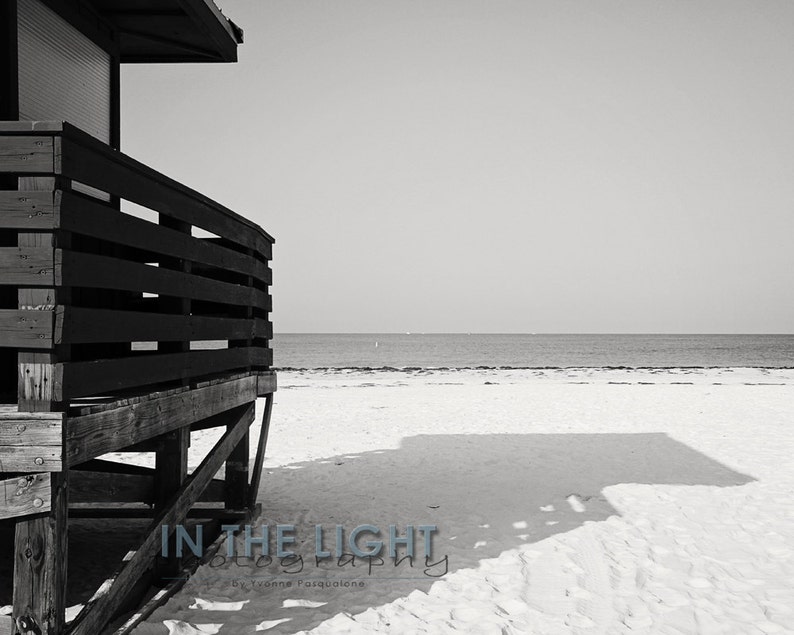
xmin=66 ymin=375 xmax=259 ymax=466
xmin=0 ymin=412 xmax=62 ymax=472
xmin=0 ymin=309 xmax=53 ymax=348
xmin=68 ymin=471 xmax=226 ymax=505
xmin=154 ymin=425 xmax=190 ymax=579
xmin=69 ymin=471 xmax=154 ymax=506
xmin=0 ymin=472 xmax=52 ymax=521
xmin=0 ymin=191 xmax=58 ymax=229
xmin=56 ymin=306 xmax=270 ymax=344
xmin=68 ymin=505 xmax=247 ymax=520
xmin=16 ymin=226 xmax=68 ymax=413
xmin=154 ymin=211 xmax=190 ymax=581
xmin=58 ymin=249 xmax=269 ymax=307
xmin=0 ymin=412 xmax=62 ymax=445
xmin=0 ymin=447 xmax=62 ymax=473
xmin=257 ymin=371 xmax=277 ymax=396
xmin=225 ymin=425 xmax=249 ymax=512
xmin=0 ymin=247 xmax=55 ymax=286
xmin=67 ymin=403 xmax=255 ymax=635
xmin=61 ymin=346 xmax=271 ymax=401
xmin=0 ymin=136 xmax=54 ymax=174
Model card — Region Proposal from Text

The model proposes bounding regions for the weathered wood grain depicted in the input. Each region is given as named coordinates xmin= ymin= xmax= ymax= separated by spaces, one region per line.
xmin=16 ymin=229 xmax=66 ymax=413
xmin=0 ymin=309 xmax=53 ymax=348
xmin=0 ymin=472 xmax=52 ymax=520
xmin=0 ymin=190 xmax=58 ymax=229
xmin=18 ymin=352 xmax=64 ymax=413
xmin=13 ymin=471 xmax=68 ymax=634
xmin=0 ymin=413 xmax=62 ymax=445
xmin=0 ymin=246 xmax=54 ymax=285
xmin=0 ymin=135 xmax=54 ymax=173
xmin=0 ymin=446 xmax=62 ymax=473
xmin=65 ymin=375 xmax=259 ymax=465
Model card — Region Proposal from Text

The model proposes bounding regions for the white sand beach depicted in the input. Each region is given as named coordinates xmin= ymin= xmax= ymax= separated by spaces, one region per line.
xmin=114 ymin=368 xmax=793 ymax=633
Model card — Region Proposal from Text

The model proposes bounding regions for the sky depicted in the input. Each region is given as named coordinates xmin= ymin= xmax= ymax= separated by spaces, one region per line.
xmin=121 ymin=0 xmax=794 ymax=333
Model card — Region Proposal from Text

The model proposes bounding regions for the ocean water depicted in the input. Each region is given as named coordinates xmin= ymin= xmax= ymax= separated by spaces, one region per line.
xmin=271 ymin=333 xmax=794 ymax=369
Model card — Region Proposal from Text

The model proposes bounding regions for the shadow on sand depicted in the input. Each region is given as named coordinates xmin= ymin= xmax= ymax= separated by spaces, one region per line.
xmin=135 ymin=432 xmax=754 ymax=633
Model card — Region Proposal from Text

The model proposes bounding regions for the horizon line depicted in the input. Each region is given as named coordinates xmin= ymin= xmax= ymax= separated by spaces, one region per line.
xmin=271 ymin=332 xmax=794 ymax=336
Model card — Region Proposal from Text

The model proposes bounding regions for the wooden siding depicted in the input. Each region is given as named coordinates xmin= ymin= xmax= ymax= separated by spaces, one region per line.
xmin=17 ymin=0 xmax=111 ymax=144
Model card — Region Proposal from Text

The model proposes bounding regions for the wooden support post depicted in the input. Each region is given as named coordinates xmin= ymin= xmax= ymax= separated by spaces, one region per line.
xmin=248 ymin=393 xmax=274 ymax=510
xmin=224 ymin=423 xmax=249 ymax=511
xmin=153 ymin=426 xmax=189 ymax=581
xmin=12 ymin=472 xmax=68 ymax=635
xmin=225 ymin=246 xmax=255 ymax=513
xmin=17 ymin=234 xmax=62 ymax=412
xmin=153 ymin=214 xmax=192 ymax=579
xmin=13 ymin=177 xmax=70 ymax=634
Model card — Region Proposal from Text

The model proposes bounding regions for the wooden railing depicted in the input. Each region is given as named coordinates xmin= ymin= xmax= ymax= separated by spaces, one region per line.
xmin=0 ymin=121 xmax=276 ymax=634
xmin=0 ymin=121 xmax=273 ymax=410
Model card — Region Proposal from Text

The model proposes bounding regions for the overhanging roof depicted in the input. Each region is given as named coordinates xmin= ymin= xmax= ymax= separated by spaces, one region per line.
xmin=89 ymin=0 xmax=243 ymax=63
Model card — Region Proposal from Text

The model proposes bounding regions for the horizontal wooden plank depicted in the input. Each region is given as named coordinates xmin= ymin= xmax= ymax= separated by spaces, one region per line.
xmin=0 ymin=190 xmax=58 ymax=229
xmin=0 ymin=309 xmax=53 ymax=348
xmin=0 ymin=246 xmax=55 ymax=286
xmin=59 ymin=249 xmax=269 ymax=308
xmin=69 ymin=506 xmax=248 ymax=519
xmin=0 ymin=122 xmax=64 ymax=133
xmin=0 ymin=472 xmax=52 ymax=520
xmin=70 ymin=471 xmax=154 ymax=505
xmin=59 ymin=191 xmax=272 ymax=281
xmin=55 ymin=306 xmax=270 ymax=344
xmin=66 ymin=375 xmax=259 ymax=464
xmin=0 ymin=413 xmax=62 ymax=446
xmin=0 ymin=135 xmax=54 ymax=173
xmin=57 ymin=124 xmax=273 ymax=258
xmin=69 ymin=385 xmax=192 ymax=417
xmin=61 ymin=347 xmax=271 ymax=400
xmin=0 ymin=446 xmax=62 ymax=472
xmin=69 ymin=471 xmax=225 ymax=504
xmin=0 ymin=410 xmax=63 ymax=420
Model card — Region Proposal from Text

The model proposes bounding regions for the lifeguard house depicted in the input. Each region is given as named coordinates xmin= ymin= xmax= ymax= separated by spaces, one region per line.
xmin=0 ymin=1 xmax=275 ymax=633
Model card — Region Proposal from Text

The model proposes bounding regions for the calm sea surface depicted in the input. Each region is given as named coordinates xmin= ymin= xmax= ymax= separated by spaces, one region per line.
xmin=271 ymin=334 xmax=794 ymax=369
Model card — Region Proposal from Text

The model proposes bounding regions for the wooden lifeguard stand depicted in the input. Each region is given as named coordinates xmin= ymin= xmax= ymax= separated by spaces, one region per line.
xmin=0 ymin=1 xmax=275 ymax=633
